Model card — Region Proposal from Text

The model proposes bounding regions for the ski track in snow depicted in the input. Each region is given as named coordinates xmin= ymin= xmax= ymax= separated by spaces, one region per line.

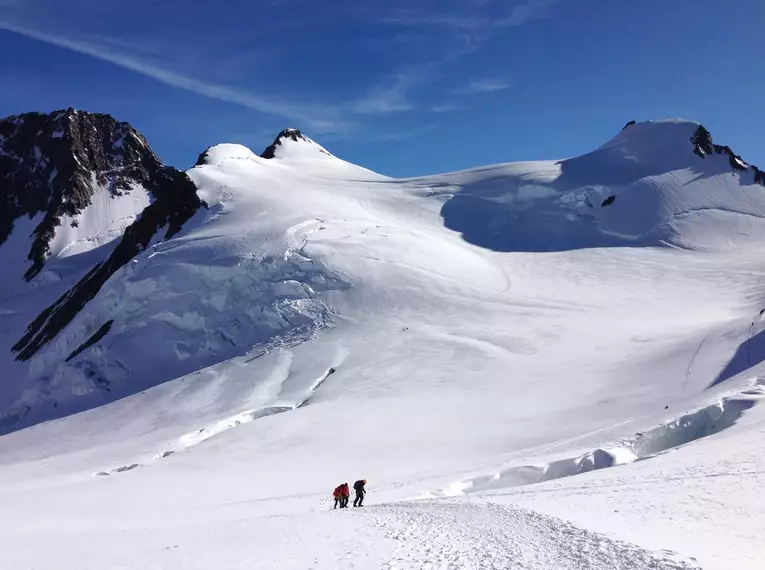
xmin=369 ymin=502 xmax=699 ymax=570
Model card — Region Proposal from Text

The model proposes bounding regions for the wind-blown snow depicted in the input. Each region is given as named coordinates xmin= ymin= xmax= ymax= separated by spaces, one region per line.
xmin=1 ymin=119 xmax=764 ymax=569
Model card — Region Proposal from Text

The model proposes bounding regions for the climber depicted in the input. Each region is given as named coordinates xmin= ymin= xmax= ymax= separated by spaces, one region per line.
xmin=353 ymin=479 xmax=367 ymax=507
xmin=333 ymin=485 xmax=343 ymax=509
xmin=340 ymin=482 xmax=350 ymax=508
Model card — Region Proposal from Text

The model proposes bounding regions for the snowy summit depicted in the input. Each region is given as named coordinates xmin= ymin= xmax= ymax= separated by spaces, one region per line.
xmin=0 ymin=112 xmax=764 ymax=570
xmin=260 ymin=128 xmax=335 ymax=160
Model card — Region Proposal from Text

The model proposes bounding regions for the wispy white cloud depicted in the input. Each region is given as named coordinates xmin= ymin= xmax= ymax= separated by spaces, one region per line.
xmin=432 ymin=103 xmax=463 ymax=113
xmin=495 ymin=0 xmax=557 ymax=27
xmin=366 ymin=0 xmax=557 ymax=95
xmin=0 ymin=20 xmax=349 ymax=133
xmin=380 ymin=11 xmax=488 ymax=32
xmin=0 ymin=0 xmax=558 ymax=139
xmin=349 ymin=70 xmax=423 ymax=115
xmin=361 ymin=123 xmax=438 ymax=142
xmin=373 ymin=0 xmax=557 ymax=34
xmin=454 ymin=77 xmax=512 ymax=95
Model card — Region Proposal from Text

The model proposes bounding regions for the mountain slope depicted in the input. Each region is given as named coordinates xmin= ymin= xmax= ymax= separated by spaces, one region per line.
xmin=3 ymin=117 xmax=764 ymax=428
xmin=434 ymin=120 xmax=765 ymax=252
xmin=0 ymin=110 xmax=203 ymax=426
xmin=0 ymin=117 xmax=764 ymax=569
xmin=0 ymin=109 xmax=197 ymax=291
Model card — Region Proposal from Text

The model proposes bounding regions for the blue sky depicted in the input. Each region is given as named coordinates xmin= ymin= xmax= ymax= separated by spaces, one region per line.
xmin=0 ymin=0 xmax=762 ymax=176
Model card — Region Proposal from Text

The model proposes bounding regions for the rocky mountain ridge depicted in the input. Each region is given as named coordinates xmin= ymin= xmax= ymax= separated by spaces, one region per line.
xmin=1 ymin=108 xmax=203 ymax=363
xmin=0 ymin=108 xmax=198 ymax=280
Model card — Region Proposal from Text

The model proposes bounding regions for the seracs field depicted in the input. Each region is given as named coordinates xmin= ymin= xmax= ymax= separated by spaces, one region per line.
xmin=0 ymin=115 xmax=764 ymax=569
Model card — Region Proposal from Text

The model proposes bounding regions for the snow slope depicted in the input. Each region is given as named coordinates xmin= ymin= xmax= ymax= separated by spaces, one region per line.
xmin=1 ymin=119 xmax=764 ymax=569
xmin=0 ymin=173 xmax=152 ymax=300
xmin=46 ymin=180 xmax=152 ymax=260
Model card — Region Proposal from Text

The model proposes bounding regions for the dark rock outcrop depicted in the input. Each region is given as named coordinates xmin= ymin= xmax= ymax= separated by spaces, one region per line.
xmin=691 ymin=125 xmax=714 ymax=158
xmin=622 ymin=120 xmax=636 ymax=130
xmin=601 ymin=195 xmax=616 ymax=207
xmin=691 ymin=125 xmax=763 ymax=185
xmin=261 ymin=128 xmax=331 ymax=159
xmin=754 ymin=166 xmax=765 ymax=186
xmin=195 ymin=149 xmax=210 ymax=166
xmin=65 ymin=320 xmax=114 ymax=362
xmin=0 ymin=108 xmax=188 ymax=279
xmin=711 ymin=144 xmax=748 ymax=172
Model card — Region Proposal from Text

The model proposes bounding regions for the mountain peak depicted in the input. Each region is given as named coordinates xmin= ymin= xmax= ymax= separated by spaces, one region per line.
xmin=0 ymin=109 xmax=191 ymax=281
xmin=195 ymin=143 xmax=258 ymax=166
xmin=260 ymin=128 xmax=334 ymax=160
xmin=277 ymin=128 xmax=305 ymax=141
xmin=558 ymin=119 xmax=764 ymax=190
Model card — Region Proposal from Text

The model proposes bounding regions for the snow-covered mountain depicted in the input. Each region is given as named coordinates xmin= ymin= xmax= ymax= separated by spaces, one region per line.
xmin=0 ymin=109 xmax=202 ymax=423
xmin=260 ymin=128 xmax=335 ymax=160
xmin=0 ymin=109 xmax=200 ymax=289
xmin=1 ymin=114 xmax=764 ymax=569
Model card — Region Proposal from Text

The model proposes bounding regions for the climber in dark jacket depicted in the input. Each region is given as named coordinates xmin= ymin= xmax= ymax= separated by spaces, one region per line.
xmin=353 ymin=479 xmax=367 ymax=507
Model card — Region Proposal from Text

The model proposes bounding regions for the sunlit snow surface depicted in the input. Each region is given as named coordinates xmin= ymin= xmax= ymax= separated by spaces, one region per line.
xmin=1 ymin=121 xmax=764 ymax=569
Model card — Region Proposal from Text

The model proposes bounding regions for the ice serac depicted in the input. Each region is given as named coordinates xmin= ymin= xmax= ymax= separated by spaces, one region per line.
xmin=0 ymin=109 xmax=190 ymax=281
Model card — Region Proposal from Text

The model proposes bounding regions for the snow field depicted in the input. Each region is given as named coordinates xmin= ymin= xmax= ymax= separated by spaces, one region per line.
xmin=1 ymin=120 xmax=765 ymax=568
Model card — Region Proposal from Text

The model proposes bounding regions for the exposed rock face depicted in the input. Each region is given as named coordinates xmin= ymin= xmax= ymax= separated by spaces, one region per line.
xmin=0 ymin=108 xmax=191 ymax=279
xmin=691 ymin=125 xmax=714 ymax=158
xmin=713 ymin=144 xmax=748 ymax=172
xmin=261 ymin=128 xmax=332 ymax=159
xmin=622 ymin=120 xmax=636 ymax=130
xmin=1 ymin=108 xmax=205 ymax=361
xmin=690 ymin=124 xmax=762 ymax=183
xmin=65 ymin=320 xmax=114 ymax=362
xmin=601 ymin=195 xmax=616 ymax=207
xmin=754 ymin=166 xmax=765 ymax=186
xmin=195 ymin=148 xmax=211 ymax=166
